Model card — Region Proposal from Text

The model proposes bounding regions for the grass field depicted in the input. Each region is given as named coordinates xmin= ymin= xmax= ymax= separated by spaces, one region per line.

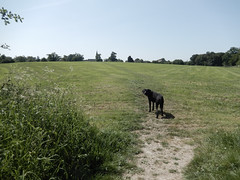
xmin=0 ymin=62 xmax=240 ymax=179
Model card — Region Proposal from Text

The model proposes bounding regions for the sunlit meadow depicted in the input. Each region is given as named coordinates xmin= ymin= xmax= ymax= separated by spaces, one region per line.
xmin=0 ymin=62 xmax=240 ymax=179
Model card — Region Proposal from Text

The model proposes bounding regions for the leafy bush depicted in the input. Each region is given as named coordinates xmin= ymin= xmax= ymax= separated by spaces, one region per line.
xmin=0 ymin=81 xmax=131 ymax=179
xmin=185 ymin=129 xmax=240 ymax=180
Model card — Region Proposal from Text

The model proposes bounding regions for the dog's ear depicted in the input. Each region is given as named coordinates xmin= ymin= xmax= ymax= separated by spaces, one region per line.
xmin=146 ymin=89 xmax=151 ymax=93
xmin=142 ymin=89 xmax=147 ymax=95
xmin=145 ymin=89 xmax=152 ymax=95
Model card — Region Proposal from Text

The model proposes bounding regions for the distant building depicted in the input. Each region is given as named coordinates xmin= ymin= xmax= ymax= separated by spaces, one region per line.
xmin=152 ymin=58 xmax=167 ymax=64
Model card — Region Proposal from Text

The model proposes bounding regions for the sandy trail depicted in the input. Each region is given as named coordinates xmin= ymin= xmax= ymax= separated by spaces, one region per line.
xmin=124 ymin=113 xmax=194 ymax=180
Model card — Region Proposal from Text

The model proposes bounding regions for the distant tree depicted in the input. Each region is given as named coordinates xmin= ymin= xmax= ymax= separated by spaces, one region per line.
xmin=222 ymin=47 xmax=240 ymax=66
xmin=135 ymin=58 xmax=143 ymax=63
xmin=189 ymin=54 xmax=198 ymax=65
xmin=41 ymin=57 xmax=47 ymax=62
xmin=144 ymin=61 xmax=151 ymax=63
xmin=47 ymin=52 xmax=61 ymax=61
xmin=237 ymin=59 xmax=240 ymax=66
xmin=14 ymin=56 xmax=27 ymax=62
xmin=127 ymin=56 xmax=134 ymax=62
xmin=117 ymin=59 xmax=124 ymax=62
xmin=226 ymin=47 xmax=240 ymax=66
xmin=108 ymin=51 xmax=117 ymax=62
xmin=95 ymin=51 xmax=102 ymax=62
xmin=63 ymin=53 xmax=84 ymax=61
xmin=0 ymin=54 xmax=14 ymax=63
xmin=14 ymin=55 xmax=38 ymax=62
xmin=208 ymin=52 xmax=224 ymax=66
xmin=172 ymin=59 xmax=184 ymax=65
xmin=152 ymin=60 xmax=159 ymax=63
xmin=229 ymin=54 xmax=240 ymax=66
xmin=72 ymin=53 xmax=84 ymax=61
xmin=189 ymin=47 xmax=240 ymax=66
xmin=26 ymin=56 xmax=37 ymax=62
xmin=228 ymin=47 xmax=239 ymax=54
xmin=36 ymin=56 xmax=40 ymax=62
xmin=62 ymin=55 xmax=67 ymax=61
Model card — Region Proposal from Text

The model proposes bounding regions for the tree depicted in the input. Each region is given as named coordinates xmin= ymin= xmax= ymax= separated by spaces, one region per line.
xmin=26 ymin=56 xmax=37 ymax=62
xmin=237 ymin=58 xmax=240 ymax=66
xmin=72 ymin=53 xmax=84 ymax=61
xmin=62 ymin=53 xmax=84 ymax=61
xmin=172 ymin=59 xmax=184 ymax=65
xmin=14 ymin=56 xmax=27 ymax=62
xmin=1 ymin=7 xmax=23 ymax=50
xmin=222 ymin=47 xmax=240 ymax=66
xmin=0 ymin=7 xmax=23 ymax=25
xmin=41 ymin=57 xmax=47 ymax=62
xmin=0 ymin=54 xmax=14 ymax=63
xmin=189 ymin=54 xmax=198 ymax=65
xmin=226 ymin=47 xmax=240 ymax=66
xmin=108 ymin=52 xmax=117 ymax=62
xmin=210 ymin=52 xmax=224 ymax=66
xmin=227 ymin=47 xmax=239 ymax=55
xmin=127 ymin=56 xmax=134 ymax=62
xmin=0 ymin=43 xmax=10 ymax=50
xmin=95 ymin=51 xmax=102 ymax=62
xmin=135 ymin=58 xmax=144 ymax=63
xmin=47 ymin=52 xmax=61 ymax=61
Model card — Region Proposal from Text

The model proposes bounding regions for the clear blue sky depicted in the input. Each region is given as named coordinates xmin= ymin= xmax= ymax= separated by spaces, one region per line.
xmin=1 ymin=0 xmax=240 ymax=61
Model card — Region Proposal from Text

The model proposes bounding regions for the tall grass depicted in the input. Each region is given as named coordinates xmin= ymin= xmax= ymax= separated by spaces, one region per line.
xmin=0 ymin=80 xmax=133 ymax=179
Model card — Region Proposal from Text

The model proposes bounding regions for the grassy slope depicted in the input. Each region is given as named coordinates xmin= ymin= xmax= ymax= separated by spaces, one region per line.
xmin=0 ymin=62 xmax=240 ymax=178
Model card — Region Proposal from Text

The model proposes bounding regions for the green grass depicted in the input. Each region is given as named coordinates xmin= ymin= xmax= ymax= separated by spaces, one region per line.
xmin=0 ymin=80 xmax=133 ymax=179
xmin=0 ymin=62 xmax=240 ymax=179
xmin=185 ymin=129 xmax=240 ymax=180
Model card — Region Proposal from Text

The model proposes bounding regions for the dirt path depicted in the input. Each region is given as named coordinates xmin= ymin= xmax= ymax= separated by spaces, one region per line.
xmin=124 ymin=113 xmax=194 ymax=180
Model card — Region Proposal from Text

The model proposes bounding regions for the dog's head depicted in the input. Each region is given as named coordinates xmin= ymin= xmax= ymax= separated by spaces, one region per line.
xmin=142 ymin=89 xmax=152 ymax=96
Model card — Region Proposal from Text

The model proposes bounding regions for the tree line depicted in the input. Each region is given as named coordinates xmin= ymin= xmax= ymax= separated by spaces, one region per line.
xmin=189 ymin=47 xmax=240 ymax=66
xmin=1 ymin=47 xmax=240 ymax=66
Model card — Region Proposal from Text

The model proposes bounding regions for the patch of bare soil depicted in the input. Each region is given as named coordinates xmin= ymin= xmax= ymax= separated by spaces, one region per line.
xmin=124 ymin=113 xmax=194 ymax=180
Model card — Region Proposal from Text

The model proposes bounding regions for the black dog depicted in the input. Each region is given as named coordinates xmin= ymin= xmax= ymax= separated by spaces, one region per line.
xmin=142 ymin=89 xmax=164 ymax=118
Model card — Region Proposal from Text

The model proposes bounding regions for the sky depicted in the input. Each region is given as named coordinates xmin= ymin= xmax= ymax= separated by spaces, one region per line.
xmin=1 ymin=0 xmax=240 ymax=61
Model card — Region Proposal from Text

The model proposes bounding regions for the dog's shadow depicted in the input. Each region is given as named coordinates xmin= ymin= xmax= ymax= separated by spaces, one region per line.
xmin=156 ymin=111 xmax=175 ymax=119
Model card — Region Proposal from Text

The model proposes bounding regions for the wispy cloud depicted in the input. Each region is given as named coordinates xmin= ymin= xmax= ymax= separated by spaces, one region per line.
xmin=27 ymin=0 xmax=72 ymax=11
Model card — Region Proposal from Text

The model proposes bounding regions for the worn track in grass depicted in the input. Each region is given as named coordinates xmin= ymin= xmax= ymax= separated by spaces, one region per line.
xmin=124 ymin=113 xmax=194 ymax=180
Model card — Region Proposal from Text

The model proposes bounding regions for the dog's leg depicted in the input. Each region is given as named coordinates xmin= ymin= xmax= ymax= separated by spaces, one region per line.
xmin=156 ymin=103 xmax=159 ymax=118
xmin=148 ymin=99 xmax=151 ymax=112
xmin=160 ymin=97 xmax=164 ymax=116
xmin=160 ymin=103 xmax=164 ymax=116
xmin=152 ymin=102 xmax=154 ymax=111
